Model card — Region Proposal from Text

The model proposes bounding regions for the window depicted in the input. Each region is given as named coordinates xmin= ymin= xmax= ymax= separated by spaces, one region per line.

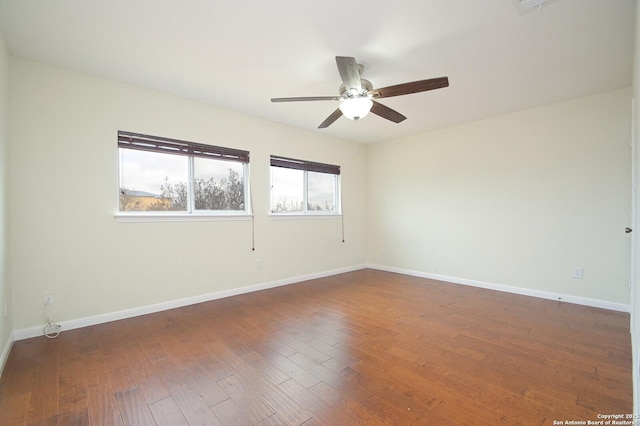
xmin=270 ymin=156 xmax=340 ymax=214
xmin=118 ymin=131 xmax=250 ymax=215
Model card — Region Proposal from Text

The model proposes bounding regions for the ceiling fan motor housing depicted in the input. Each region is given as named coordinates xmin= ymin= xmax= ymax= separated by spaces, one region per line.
xmin=339 ymin=78 xmax=373 ymax=99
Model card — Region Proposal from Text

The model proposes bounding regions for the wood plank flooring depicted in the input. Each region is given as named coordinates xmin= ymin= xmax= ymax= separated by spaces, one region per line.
xmin=0 ymin=269 xmax=632 ymax=425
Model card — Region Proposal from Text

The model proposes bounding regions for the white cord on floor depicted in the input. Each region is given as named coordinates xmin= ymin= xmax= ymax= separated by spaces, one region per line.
xmin=43 ymin=303 xmax=61 ymax=339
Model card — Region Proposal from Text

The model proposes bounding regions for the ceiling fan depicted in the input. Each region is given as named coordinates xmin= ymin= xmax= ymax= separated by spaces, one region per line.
xmin=271 ymin=56 xmax=449 ymax=129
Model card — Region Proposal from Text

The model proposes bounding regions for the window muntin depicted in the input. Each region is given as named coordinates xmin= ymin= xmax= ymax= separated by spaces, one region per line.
xmin=270 ymin=156 xmax=340 ymax=215
xmin=118 ymin=131 xmax=249 ymax=215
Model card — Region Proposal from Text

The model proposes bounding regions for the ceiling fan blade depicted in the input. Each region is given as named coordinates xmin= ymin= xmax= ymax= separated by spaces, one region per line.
xmin=271 ymin=96 xmax=341 ymax=102
xmin=336 ymin=56 xmax=362 ymax=91
xmin=318 ymin=108 xmax=343 ymax=128
xmin=373 ymin=77 xmax=449 ymax=98
xmin=370 ymin=101 xmax=407 ymax=123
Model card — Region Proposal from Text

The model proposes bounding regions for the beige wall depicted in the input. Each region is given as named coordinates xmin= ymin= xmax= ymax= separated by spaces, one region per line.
xmin=8 ymin=58 xmax=368 ymax=331
xmin=0 ymin=29 xmax=11 ymax=363
xmin=368 ymin=88 xmax=632 ymax=305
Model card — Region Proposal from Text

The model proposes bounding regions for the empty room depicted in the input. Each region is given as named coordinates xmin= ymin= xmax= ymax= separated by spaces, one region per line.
xmin=0 ymin=0 xmax=639 ymax=424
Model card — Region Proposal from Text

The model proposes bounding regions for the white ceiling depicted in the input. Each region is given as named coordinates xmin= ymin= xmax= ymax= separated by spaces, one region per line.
xmin=0 ymin=0 xmax=635 ymax=144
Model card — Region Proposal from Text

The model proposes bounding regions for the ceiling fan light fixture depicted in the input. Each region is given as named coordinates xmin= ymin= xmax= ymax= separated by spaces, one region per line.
xmin=339 ymin=97 xmax=373 ymax=120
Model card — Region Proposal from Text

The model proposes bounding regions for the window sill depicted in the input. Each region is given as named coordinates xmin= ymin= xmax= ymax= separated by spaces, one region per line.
xmin=114 ymin=213 xmax=252 ymax=223
xmin=269 ymin=214 xmax=343 ymax=220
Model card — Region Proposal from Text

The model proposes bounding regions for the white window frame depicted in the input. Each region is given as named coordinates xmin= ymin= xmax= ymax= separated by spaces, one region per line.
xmin=116 ymin=131 xmax=251 ymax=222
xmin=269 ymin=155 xmax=341 ymax=217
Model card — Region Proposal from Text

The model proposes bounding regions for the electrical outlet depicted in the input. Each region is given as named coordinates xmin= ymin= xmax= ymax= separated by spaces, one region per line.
xmin=44 ymin=292 xmax=54 ymax=305
xmin=256 ymin=259 xmax=262 ymax=269
xmin=3 ymin=299 xmax=7 ymax=319
xmin=572 ymin=267 xmax=584 ymax=279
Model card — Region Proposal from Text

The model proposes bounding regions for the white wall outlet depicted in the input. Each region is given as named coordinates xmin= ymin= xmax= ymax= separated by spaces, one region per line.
xmin=256 ymin=259 xmax=262 ymax=269
xmin=3 ymin=299 xmax=7 ymax=319
xmin=43 ymin=292 xmax=55 ymax=305
xmin=572 ymin=267 xmax=584 ymax=279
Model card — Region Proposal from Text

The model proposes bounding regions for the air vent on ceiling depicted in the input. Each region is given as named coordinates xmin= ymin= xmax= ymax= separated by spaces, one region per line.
xmin=513 ymin=0 xmax=556 ymax=14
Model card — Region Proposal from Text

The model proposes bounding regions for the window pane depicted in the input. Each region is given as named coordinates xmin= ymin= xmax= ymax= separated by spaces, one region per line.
xmin=193 ymin=158 xmax=244 ymax=211
xmin=119 ymin=148 xmax=189 ymax=212
xmin=307 ymin=171 xmax=337 ymax=212
xmin=271 ymin=167 xmax=303 ymax=213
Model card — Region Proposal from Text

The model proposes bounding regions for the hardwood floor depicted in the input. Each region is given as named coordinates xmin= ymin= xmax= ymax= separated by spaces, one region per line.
xmin=0 ymin=269 xmax=632 ymax=425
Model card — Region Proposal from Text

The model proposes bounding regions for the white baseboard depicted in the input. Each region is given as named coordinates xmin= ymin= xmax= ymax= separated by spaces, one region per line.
xmin=12 ymin=264 xmax=367 ymax=341
xmin=368 ymin=263 xmax=631 ymax=313
xmin=0 ymin=332 xmax=14 ymax=377
xmin=11 ymin=262 xmax=629 ymax=341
